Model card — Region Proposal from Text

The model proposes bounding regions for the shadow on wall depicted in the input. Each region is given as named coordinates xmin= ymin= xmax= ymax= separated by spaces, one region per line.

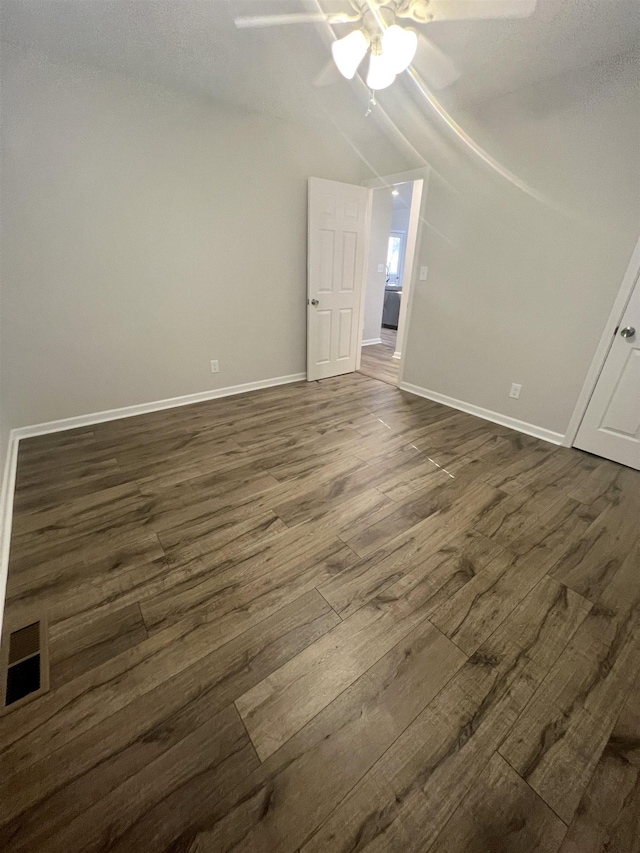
xmin=382 ymin=47 xmax=640 ymax=437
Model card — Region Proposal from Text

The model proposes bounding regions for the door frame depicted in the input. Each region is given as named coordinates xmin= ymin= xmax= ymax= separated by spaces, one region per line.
xmin=353 ymin=189 xmax=373 ymax=371
xmin=564 ymin=233 xmax=640 ymax=447
xmin=361 ymin=168 xmax=429 ymax=379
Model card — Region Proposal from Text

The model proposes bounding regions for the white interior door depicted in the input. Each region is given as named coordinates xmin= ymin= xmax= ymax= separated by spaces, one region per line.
xmin=574 ymin=274 xmax=640 ymax=470
xmin=307 ymin=177 xmax=370 ymax=381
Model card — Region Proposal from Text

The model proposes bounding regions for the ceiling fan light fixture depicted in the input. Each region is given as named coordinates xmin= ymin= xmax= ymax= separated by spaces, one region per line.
xmin=382 ymin=24 xmax=418 ymax=74
xmin=331 ymin=29 xmax=369 ymax=79
xmin=366 ymin=50 xmax=396 ymax=90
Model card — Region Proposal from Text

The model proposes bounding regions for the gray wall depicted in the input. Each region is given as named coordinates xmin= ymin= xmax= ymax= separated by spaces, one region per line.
xmin=0 ymin=46 xmax=368 ymax=436
xmin=403 ymin=48 xmax=640 ymax=436
xmin=390 ymin=205 xmax=410 ymax=237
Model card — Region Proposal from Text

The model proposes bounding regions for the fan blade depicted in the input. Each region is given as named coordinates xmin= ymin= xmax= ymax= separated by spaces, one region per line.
xmin=412 ymin=0 xmax=537 ymax=22
xmin=412 ymin=33 xmax=460 ymax=89
xmin=234 ymin=13 xmax=327 ymax=29
xmin=314 ymin=59 xmax=343 ymax=87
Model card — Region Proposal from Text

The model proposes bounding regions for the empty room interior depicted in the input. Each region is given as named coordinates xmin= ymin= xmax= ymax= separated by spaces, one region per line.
xmin=1 ymin=1 xmax=640 ymax=851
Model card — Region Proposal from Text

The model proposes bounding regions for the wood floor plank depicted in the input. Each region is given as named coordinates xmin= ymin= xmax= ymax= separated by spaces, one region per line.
xmin=408 ymin=413 xmax=507 ymax=458
xmin=13 ymin=457 xmax=128 ymax=514
xmin=343 ymin=470 xmax=484 ymax=559
xmin=567 ymin=456 xmax=632 ymax=505
xmin=10 ymin=480 xmax=142 ymax=532
xmin=139 ymin=527 xmax=358 ymax=635
xmin=559 ymin=673 xmax=640 ymax=853
xmin=318 ymin=480 xmax=505 ymax=619
xmin=157 ymin=506 xmax=287 ymax=567
xmin=287 ymin=487 xmax=394 ymax=538
xmin=358 ymin=335 xmax=399 ymax=386
xmin=9 ymin=481 xmax=151 ymax=554
xmin=270 ymin=448 xmax=432 ymax=528
xmin=169 ymin=462 xmax=280 ymax=506
xmin=259 ymin=426 xmax=366 ymax=481
xmin=6 ymin=526 xmax=165 ymax=597
xmin=322 ymin=529 xmax=504 ymax=622
xmin=36 ymin=557 xmax=177 ymax=644
xmin=425 ymin=752 xmax=567 ymax=853
xmin=49 ymin=602 xmax=148 ymax=689
xmin=164 ymin=620 xmax=465 ymax=853
xmin=189 ymin=451 xmax=368 ymax=517
xmin=301 ymin=576 xmax=591 ymax=853
xmin=235 ymin=587 xmax=456 ymax=760
xmin=5 ymin=530 xmax=167 ymax=631
xmin=36 ymin=703 xmax=258 ymax=853
xmin=485 ymin=443 xmax=575 ymax=496
xmin=428 ymin=496 xmax=598 ymax=655
xmin=15 ymin=432 xmax=113 ymax=476
xmin=472 ymin=460 xmax=588 ymax=552
xmin=549 ymin=484 xmax=640 ymax=602
xmin=498 ymin=539 xmax=640 ymax=824
xmin=376 ymin=434 xmax=508 ymax=504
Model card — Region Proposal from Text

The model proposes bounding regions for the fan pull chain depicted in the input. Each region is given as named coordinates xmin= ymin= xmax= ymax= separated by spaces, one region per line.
xmin=365 ymin=90 xmax=377 ymax=116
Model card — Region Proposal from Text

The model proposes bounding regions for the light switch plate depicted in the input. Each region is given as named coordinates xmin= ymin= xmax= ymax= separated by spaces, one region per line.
xmin=419 ymin=266 xmax=428 ymax=281
xmin=378 ymin=264 xmax=385 ymax=273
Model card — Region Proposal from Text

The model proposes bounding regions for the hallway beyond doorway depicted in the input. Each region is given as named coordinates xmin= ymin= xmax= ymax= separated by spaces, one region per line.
xmin=358 ymin=328 xmax=399 ymax=386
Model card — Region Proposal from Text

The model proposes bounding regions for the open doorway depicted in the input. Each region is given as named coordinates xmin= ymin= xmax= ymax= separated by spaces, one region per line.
xmin=358 ymin=180 xmax=421 ymax=386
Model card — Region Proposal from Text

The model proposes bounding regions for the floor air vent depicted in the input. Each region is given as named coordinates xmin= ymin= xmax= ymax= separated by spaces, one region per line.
xmin=1 ymin=617 xmax=49 ymax=712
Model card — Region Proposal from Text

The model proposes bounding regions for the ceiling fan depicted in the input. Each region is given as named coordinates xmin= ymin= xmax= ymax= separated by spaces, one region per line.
xmin=234 ymin=0 xmax=537 ymax=92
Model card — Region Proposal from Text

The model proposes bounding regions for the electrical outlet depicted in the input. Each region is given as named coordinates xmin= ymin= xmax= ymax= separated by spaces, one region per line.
xmin=419 ymin=266 xmax=428 ymax=281
xmin=378 ymin=264 xmax=385 ymax=273
xmin=210 ymin=360 xmax=219 ymax=374
xmin=509 ymin=383 xmax=522 ymax=399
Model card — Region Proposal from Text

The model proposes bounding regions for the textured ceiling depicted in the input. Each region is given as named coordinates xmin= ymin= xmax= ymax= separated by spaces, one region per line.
xmin=2 ymin=0 xmax=639 ymax=136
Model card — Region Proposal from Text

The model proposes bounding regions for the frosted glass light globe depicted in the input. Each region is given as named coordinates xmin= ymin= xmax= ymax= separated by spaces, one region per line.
xmin=331 ymin=29 xmax=369 ymax=79
xmin=366 ymin=51 xmax=396 ymax=90
xmin=382 ymin=25 xmax=418 ymax=74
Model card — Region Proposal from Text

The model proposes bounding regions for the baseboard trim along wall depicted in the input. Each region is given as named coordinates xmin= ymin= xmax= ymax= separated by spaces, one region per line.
xmin=399 ymin=381 xmax=566 ymax=446
xmin=0 ymin=371 xmax=306 ymax=634
xmin=0 ymin=434 xmax=19 ymax=637
xmin=361 ymin=338 xmax=382 ymax=347
xmin=14 ymin=373 xmax=307 ymax=440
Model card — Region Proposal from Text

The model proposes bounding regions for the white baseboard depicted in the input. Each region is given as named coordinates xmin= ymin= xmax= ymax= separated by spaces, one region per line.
xmin=392 ymin=351 xmax=401 ymax=361
xmin=0 ymin=371 xmax=307 ymax=632
xmin=13 ymin=373 xmax=307 ymax=440
xmin=361 ymin=338 xmax=382 ymax=347
xmin=0 ymin=433 xmax=19 ymax=638
xmin=399 ymin=382 xmax=566 ymax=446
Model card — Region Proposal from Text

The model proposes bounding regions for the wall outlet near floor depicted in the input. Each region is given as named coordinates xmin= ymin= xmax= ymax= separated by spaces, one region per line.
xmin=509 ymin=382 xmax=522 ymax=399
xmin=210 ymin=360 xmax=219 ymax=374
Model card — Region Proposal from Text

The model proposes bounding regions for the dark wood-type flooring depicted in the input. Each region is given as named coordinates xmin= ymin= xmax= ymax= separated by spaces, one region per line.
xmin=1 ymin=372 xmax=639 ymax=852
xmin=359 ymin=327 xmax=399 ymax=385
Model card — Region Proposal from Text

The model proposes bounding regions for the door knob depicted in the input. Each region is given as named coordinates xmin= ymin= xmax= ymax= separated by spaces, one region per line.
xmin=311 ymin=299 xmax=319 ymax=306
xmin=620 ymin=326 xmax=636 ymax=339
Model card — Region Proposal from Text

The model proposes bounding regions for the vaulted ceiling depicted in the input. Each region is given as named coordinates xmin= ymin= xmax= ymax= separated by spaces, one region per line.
xmin=2 ymin=0 xmax=639 ymax=140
